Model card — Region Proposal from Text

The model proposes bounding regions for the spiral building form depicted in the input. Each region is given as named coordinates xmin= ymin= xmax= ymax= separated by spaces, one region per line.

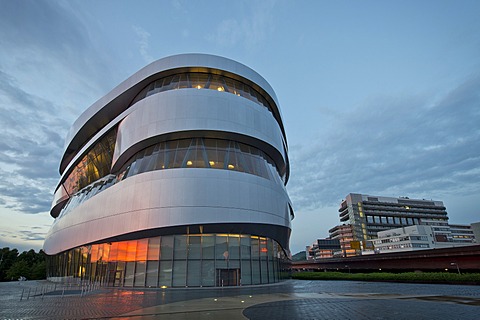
xmin=44 ymin=54 xmax=293 ymax=287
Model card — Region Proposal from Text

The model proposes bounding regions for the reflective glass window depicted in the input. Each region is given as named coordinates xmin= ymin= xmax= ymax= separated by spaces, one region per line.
xmin=188 ymin=235 xmax=201 ymax=259
xmin=134 ymin=261 xmax=146 ymax=287
xmin=147 ymin=237 xmax=161 ymax=260
xmin=215 ymin=235 xmax=228 ymax=261
xmin=124 ymin=262 xmax=135 ymax=287
xmin=160 ymin=236 xmax=174 ymax=260
xmin=146 ymin=260 xmax=159 ymax=287
xmin=174 ymin=235 xmax=187 ymax=260
xmin=202 ymin=235 xmax=215 ymax=259
xmin=159 ymin=260 xmax=172 ymax=287
xmin=172 ymin=260 xmax=186 ymax=287
xmin=187 ymin=260 xmax=201 ymax=287
xmin=228 ymin=235 xmax=240 ymax=259
xmin=201 ymin=260 xmax=215 ymax=287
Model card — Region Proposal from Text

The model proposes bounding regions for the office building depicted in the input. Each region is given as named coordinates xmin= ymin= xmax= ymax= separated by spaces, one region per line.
xmin=307 ymin=239 xmax=341 ymax=260
xmin=373 ymin=224 xmax=475 ymax=253
xmin=338 ymin=193 xmax=449 ymax=250
xmin=449 ymin=224 xmax=475 ymax=243
xmin=328 ymin=224 xmax=356 ymax=257
xmin=43 ymin=54 xmax=293 ymax=287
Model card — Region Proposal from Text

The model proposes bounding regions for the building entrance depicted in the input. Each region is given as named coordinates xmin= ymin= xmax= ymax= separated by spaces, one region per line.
xmin=216 ymin=268 xmax=240 ymax=286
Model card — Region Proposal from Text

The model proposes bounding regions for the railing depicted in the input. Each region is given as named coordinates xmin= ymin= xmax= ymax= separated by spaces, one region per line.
xmin=19 ymin=280 xmax=103 ymax=301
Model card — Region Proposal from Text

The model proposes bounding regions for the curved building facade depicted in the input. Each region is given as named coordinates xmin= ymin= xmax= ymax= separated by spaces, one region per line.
xmin=44 ymin=54 xmax=293 ymax=287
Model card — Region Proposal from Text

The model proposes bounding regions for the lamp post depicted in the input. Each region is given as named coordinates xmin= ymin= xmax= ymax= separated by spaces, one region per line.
xmin=450 ymin=262 xmax=461 ymax=275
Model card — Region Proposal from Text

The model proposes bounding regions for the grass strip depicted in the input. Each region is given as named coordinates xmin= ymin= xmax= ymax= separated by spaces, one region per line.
xmin=292 ymin=271 xmax=480 ymax=284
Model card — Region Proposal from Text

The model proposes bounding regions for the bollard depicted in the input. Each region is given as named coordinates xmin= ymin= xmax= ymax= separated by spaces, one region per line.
xmin=27 ymin=287 xmax=31 ymax=300
xmin=20 ymin=288 xmax=24 ymax=301
xmin=62 ymin=287 xmax=65 ymax=298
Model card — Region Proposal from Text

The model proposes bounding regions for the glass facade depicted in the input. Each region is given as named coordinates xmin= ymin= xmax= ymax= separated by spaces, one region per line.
xmin=46 ymin=234 xmax=289 ymax=287
xmin=59 ymin=137 xmax=285 ymax=217
xmin=131 ymin=72 xmax=273 ymax=115
xmin=62 ymin=128 xmax=117 ymax=196
xmin=117 ymin=138 xmax=284 ymax=184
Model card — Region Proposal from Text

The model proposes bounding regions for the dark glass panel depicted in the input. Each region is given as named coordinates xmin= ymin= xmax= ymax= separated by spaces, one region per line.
xmin=158 ymin=260 xmax=172 ymax=287
xmin=124 ymin=261 xmax=135 ymax=287
xmin=241 ymin=260 xmax=252 ymax=285
xmin=215 ymin=235 xmax=228 ymax=260
xmin=160 ymin=236 xmax=174 ymax=260
xmin=201 ymin=235 xmax=215 ymax=259
xmin=172 ymin=260 xmax=186 ymax=287
xmin=145 ymin=260 xmax=159 ymax=287
xmin=188 ymin=235 xmax=201 ymax=259
xmin=201 ymin=260 xmax=215 ymax=287
xmin=187 ymin=260 xmax=201 ymax=287
xmin=228 ymin=235 xmax=240 ymax=259
xmin=174 ymin=235 xmax=187 ymax=260
xmin=134 ymin=261 xmax=146 ymax=287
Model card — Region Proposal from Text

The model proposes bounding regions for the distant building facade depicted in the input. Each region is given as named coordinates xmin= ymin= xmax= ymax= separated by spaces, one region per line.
xmin=338 ymin=193 xmax=450 ymax=250
xmin=328 ymin=224 xmax=356 ymax=257
xmin=449 ymin=224 xmax=475 ymax=244
xmin=307 ymin=239 xmax=341 ymax=260
xmin=472 ymin=222 xmax=480 ymax=243
xmin=373 ymin=225 xmax=475 ymax=253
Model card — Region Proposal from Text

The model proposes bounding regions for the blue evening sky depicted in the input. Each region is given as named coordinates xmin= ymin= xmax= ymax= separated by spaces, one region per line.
xmin=0 ymin=0 xmax=479 ymax=253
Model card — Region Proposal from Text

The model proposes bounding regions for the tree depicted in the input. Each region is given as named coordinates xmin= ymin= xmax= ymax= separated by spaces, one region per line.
xmin=0 ymin=248 xmax=47 ymax=281
xmin=6 ymin=260 xmax=30 ymax=280
xmin=0 ymin=248 xmax=19 ymax=281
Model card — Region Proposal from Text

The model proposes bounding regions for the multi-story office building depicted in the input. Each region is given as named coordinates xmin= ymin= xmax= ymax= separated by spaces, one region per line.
xmin=307 ymin=239 xmax=341 ymax=260
xmin=449 ymin=224 xmax=476 ymax=243
xmin=328 ymin=224 xmax=356 ymax=257
xmin=43 ymin=54 xmax=293 ymax=287
xmin=338 ymin=193 xmax=449 ymax=248
xmin=372 ymin=224 xmax=475 ymax=253
xmin=372 ymin=225 xmax=435 ymax=253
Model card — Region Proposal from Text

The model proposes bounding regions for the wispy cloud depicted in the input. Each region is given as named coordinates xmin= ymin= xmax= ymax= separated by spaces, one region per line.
xmin=206 ymin=0 xmax=276 ymax=50
xmin=133 ymin=25 xmax=154 ymax=64
xmin=289 ymin=74 xmax=480 ymax=211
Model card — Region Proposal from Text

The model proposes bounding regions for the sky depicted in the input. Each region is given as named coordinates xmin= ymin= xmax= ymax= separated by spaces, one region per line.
xmin=0 ymin=0 xmax=479 ymax=254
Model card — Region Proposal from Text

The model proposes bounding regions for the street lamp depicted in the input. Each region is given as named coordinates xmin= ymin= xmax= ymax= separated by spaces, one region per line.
xmin=450 ymin=262 xmax=461 ymax=275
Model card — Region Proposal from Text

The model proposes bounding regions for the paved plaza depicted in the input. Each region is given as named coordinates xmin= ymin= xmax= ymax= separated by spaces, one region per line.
xmin=0 ymin=279 xmax=479 ymax=319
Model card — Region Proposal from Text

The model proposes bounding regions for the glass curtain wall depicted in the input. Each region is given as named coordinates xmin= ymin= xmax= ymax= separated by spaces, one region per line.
xmin=46 ymin=234 xmax=289 ymax=287
xmin=130 ymin=72 xmax=274 ymax=116
xmin=59 ymin=138 xmax=285 ymax=217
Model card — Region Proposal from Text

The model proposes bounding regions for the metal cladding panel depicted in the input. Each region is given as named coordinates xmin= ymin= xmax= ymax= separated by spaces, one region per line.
xmin=61 ymin=54 xmax=285 ymax=174
xmin=43 ymin=169 xmax=291 ymax=255
xmin=112 ymin=89 xmax=286 ymax=171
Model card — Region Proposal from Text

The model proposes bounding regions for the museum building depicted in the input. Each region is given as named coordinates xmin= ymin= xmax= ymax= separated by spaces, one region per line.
xmin=43 ymin=54 xmax=293 ymax=287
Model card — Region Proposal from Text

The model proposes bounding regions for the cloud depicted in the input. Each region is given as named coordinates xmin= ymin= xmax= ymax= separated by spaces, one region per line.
xmin=18 ymin=230 xmax=47 ymax=241
xmin=0 ymin=71 xmax=67 ymax=214
xmin=288 ymin=74 xmax=480 ymax=211
xmin=205 ymin=0 xmax=276 ymax=50
xmin=0 ymin=1 xmax=119 ymax=118
xmin=133 ymin=25 xmax=154 ymax=64
xmin=0 ymin=2 xmax=122 ymax=216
